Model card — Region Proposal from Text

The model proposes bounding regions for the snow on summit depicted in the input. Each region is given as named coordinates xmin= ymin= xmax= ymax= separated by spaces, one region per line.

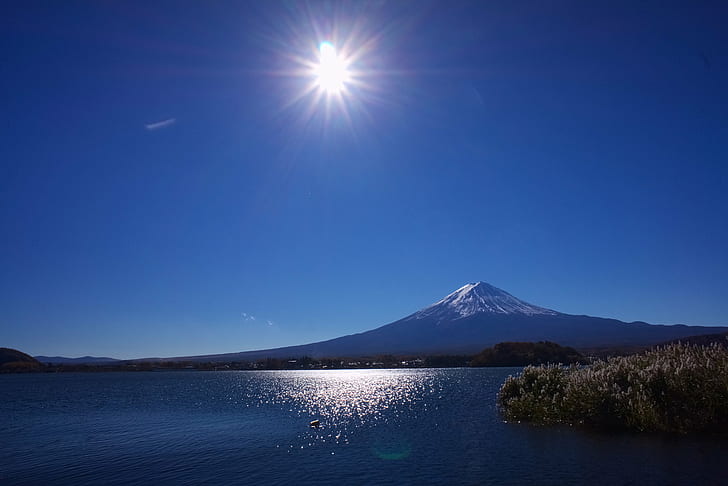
xmin=412 ymin=281 xmax=559 ymax=320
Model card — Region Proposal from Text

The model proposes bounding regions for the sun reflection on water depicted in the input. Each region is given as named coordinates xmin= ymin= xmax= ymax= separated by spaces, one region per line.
xmin=242 ymin=369 xmax=444 ymax=453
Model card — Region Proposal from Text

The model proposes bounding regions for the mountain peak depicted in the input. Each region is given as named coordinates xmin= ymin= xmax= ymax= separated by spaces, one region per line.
xmin=462 ymin=281 xmax=503 ymax=294
xmin=411 ymin=281 xmax=559 ymax=320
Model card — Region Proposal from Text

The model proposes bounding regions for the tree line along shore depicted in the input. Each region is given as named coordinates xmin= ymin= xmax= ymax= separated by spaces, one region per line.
xmin=2 ymin=341 xmax=584 ymax=373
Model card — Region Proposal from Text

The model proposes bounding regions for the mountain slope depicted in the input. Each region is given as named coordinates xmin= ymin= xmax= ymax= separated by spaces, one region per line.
xmin=164 ymin=282 xmax=727 ymax=362
xmin=34 ymin=356 xmax=120 ymax=365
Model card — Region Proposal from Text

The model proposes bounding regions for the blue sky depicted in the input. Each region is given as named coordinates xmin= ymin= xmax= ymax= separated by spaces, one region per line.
xmin=2 ymin=1 xmax=727 ymax=359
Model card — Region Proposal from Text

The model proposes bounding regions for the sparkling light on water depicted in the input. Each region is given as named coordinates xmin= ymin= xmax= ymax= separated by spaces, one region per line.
xmin=245 ymin=369 xmax=443 ymax=453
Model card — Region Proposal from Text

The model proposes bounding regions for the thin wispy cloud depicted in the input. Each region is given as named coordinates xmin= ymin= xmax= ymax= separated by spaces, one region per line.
xmin=145 ymin=118 xmax=176 ymax=131
xmin=242 ymin=312 xmax=275 ymax=327
xmin=470 ymin=86 xmax=484 ymax=106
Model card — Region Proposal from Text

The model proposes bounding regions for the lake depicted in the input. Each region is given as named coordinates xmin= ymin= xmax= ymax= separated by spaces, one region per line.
xmin=1 ymin=369 xmax=724 ymax=485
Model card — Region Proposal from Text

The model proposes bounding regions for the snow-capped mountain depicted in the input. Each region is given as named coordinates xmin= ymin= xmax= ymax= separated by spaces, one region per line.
xmin=411 ymin=281 xmax=558 ymax=321
xmin=162 ymin=281 xmax=727 ymax=361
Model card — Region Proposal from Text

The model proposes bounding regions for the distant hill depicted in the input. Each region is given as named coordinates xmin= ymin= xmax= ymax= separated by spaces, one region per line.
xmin=471 ymin=341 xmax=583 ymax=367
xmin=35 ymin=356 xmax=121 ymax=365
xmin=0 ymin=347 xmax=38 ymax=365
xmin=155 ymin=282 xmax=727 ymax=362
xmin=1 ymin=348 xmax=41 ymax=371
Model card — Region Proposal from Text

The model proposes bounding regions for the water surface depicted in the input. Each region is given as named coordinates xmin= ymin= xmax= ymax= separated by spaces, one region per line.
xmin=1 ymin=369 xmax=724 ymax=485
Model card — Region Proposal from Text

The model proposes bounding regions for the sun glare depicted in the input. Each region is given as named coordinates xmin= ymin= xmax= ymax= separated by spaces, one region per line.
xmin=315 ymin=42 xmax=350 ymax=94
xmin=276 ymin=24 xmax=381 ymax=131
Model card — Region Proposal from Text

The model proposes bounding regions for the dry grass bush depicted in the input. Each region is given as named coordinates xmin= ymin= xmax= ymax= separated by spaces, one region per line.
xmin=498 ymin=343 xmax=728 ymax=433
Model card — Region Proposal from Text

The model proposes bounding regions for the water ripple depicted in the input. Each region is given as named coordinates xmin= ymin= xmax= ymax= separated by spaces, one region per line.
xmin=1 ymin=369 xmax=725 ymax=485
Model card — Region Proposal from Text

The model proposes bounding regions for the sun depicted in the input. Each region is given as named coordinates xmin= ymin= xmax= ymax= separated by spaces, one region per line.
xmin=273 ymin=27 xmax=381 ymax=132
xmin=314 ymin=42 xmax=350 ymax=94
